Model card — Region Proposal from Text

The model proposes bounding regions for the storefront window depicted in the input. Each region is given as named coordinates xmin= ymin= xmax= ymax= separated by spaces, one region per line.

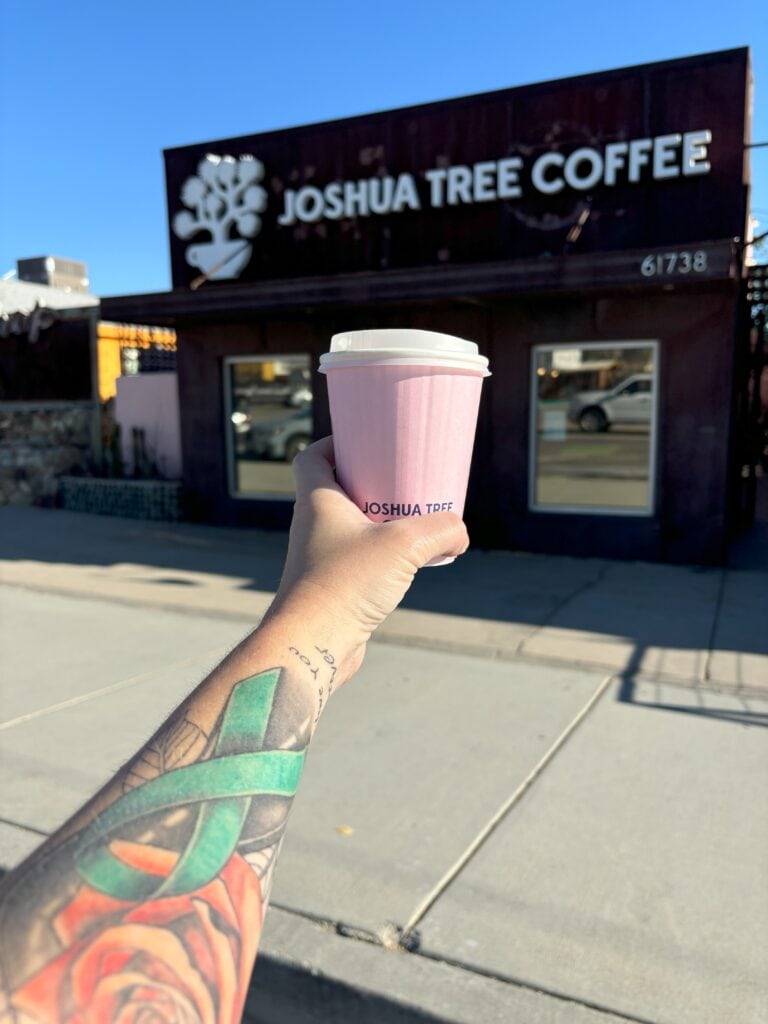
xmin=224 ymin=355 xmax=313 ymax=498
xmin=529 ymin=341 xmax=658 ymax=514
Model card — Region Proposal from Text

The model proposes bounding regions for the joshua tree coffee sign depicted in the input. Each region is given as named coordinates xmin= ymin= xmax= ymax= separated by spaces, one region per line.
xmin=165 ymin=49 xmax=748 ymax=287
xmin=172 ymin=156 xmax=268 ymax=281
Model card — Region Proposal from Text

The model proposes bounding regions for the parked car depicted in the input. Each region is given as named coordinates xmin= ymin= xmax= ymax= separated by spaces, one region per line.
xmin=245 ymin=405 xmax=312 ymax=461
xmin=567 ymin=374 xmax=653 ymax=432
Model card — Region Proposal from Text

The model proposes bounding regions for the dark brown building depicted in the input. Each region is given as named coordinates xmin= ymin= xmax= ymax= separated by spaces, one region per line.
xmin=103 ymin=47 xmax=759 ymax=564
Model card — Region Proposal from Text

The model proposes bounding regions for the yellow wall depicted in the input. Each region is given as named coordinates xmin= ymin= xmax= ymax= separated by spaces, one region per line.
xmin=97 ymin=322 xmax=177 ymax=401
xmin=98 ymin=337 xmax=123 ymax=401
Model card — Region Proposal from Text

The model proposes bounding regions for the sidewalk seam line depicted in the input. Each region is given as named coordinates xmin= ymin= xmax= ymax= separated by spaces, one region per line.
xmin=412 ymin=946 xmax=662 ymax=1024
xmin=0 ymin=646 xmax=229 ymax=732
xmin=266 ymin=901 xmax=660 ymax=1024
xmin=0 ymin=817 xmax=49 ymax=838
xmin=398 ymin=672 xmax=615 ymax=943
xmin=702 ymin=568 xmax=728 ymax=683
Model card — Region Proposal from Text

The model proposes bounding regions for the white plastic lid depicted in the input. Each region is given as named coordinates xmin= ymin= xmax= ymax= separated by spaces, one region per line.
xmin=319 ymin=329 xmax=490 ymax=375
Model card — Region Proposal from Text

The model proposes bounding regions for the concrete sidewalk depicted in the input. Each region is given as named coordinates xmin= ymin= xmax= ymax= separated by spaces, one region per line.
xmin=1 ymin=507 xmax=766 ymax=692
xmin=1 ymin=508 xmax=767 ymax=1023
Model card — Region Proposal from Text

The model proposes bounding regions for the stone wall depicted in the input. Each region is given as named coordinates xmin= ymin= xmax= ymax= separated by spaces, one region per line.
xmin=0 ymin=401 xmax=94 ymax=506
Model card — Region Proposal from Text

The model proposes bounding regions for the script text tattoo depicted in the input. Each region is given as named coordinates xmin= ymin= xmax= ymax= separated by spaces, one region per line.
xmin=287 ymin=644 xmax=338 ymax=720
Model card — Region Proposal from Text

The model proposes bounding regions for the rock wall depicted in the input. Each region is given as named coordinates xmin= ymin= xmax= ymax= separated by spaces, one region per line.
xmin=0 ymin=402 xmax=94 ymax=506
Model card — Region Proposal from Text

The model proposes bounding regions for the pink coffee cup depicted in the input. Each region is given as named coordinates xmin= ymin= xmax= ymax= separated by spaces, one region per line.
xmin=319 ymin=329 xmax=490 ymax=565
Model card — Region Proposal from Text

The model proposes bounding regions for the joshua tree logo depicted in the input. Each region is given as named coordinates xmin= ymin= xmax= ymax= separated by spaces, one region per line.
xmin=173 ymin=154 xmax=268 ymax=281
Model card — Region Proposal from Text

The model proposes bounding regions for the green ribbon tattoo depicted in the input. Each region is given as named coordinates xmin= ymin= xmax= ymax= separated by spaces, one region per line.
xmin=74 ymin=669 xmax=305 ymax=900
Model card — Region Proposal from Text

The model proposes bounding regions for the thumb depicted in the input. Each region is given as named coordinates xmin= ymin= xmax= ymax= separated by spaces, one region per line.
xmin=388 ymin=511 xmax=470 ymax=569
xmin=291 ymin=436 xmax=339 ymax=502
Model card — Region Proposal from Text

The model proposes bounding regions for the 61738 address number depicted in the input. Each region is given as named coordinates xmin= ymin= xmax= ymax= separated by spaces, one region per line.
xmin=640 ymin=251 xmax=708 ymax=277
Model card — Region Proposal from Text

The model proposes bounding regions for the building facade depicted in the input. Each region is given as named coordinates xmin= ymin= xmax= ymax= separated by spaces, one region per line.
xmin=104 ymin=48 xmax=756 ymax=563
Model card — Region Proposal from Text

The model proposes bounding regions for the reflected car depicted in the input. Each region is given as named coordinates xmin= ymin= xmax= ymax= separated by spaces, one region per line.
xmin=285 ymin=385 xmax=312 ymax=407
xmin=244 ymin=406 xmax=312 ymax=461
xmin=567 ymin=374 xmax=653 ymax=432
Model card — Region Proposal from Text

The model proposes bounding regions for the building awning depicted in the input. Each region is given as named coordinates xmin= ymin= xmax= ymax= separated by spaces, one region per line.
xmin=101 ymin=239 xmax=739 ymax=327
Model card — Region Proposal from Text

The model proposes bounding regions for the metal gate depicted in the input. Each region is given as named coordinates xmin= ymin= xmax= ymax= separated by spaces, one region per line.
xmin=731 ymin=263 xmax=768 ymax=533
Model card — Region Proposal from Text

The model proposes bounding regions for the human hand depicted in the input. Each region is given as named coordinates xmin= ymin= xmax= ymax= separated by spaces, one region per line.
xmin=264 ymin=437 xmax=469 ymax=685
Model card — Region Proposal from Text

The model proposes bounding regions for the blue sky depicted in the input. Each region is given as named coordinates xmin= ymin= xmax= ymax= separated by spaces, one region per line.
xmin=1 ymin=1 xmax=765 ymax=296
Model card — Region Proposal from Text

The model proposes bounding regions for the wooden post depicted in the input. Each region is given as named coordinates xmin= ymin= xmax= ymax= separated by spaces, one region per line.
xmin=88 ymin=307 xmax=103 ymax=473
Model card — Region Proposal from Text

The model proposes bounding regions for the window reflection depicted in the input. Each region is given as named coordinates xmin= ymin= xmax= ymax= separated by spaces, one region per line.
xmin=226 ymin=355 xmax=312 ymax=497
xmin=531 ymin=343 xmax=657 ymax=512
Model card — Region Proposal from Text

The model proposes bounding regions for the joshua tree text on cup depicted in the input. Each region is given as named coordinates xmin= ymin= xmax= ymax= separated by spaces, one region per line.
xmin=362 ymin=501 xmax=454 ymax=516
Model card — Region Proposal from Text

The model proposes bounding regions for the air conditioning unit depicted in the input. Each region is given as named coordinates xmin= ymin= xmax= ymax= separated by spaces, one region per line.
xmin=16 ymin=256 xmax=90 ymax=294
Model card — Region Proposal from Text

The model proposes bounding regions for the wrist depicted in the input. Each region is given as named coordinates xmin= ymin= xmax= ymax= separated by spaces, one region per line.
xmin=253 ymin=591 xmax=364 ymax=698
xmin=264 ymin=578 xmax=363 ymax=658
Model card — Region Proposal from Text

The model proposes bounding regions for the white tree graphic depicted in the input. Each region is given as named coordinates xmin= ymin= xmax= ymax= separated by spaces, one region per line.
xmin=173 ymin=155 xmax=268 ymax=280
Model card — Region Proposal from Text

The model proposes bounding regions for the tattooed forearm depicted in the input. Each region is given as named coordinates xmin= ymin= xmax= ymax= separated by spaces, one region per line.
xmin=122 ymin=715 xmax=210 ymax=792
xmin=0 ymin=663 xmax=318 ymax=1024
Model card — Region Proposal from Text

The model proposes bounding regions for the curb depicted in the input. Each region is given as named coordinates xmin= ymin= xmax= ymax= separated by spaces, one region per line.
xmin=246 ymin=907 xmax=639 ymax=1024
xmin=1 ymin=574 xmax=765 ymax=698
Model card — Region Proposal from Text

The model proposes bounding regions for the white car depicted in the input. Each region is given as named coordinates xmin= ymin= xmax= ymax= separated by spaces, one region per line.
xmin=567 ymin=374 xmax=653 ymax=432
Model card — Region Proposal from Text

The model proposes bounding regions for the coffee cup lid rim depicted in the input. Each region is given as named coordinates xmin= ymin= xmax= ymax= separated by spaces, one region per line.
xmin=329 ymin=329 xmax=478 ymax=356
xmin=319 ymin=352 xmax=490 ymax=374
xmin=320 ymin=329 xmax=489 ymax=374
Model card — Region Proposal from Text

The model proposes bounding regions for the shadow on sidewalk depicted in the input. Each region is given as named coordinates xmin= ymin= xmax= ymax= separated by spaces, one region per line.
xmin=617 ymin=665 xmax=768 ymax=728
xmin=1 ymin=506 xmax=767 ymax=681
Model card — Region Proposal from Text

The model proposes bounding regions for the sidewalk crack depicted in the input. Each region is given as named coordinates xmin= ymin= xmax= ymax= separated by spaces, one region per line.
xmin=516 ymin=560 xmax=610 ymax=656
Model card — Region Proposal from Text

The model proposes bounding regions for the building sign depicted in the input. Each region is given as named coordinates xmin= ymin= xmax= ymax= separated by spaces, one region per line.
xmin=165 ymin=49 xmax=748 ymax=287
xmin=274 ymin=130 xmax=712 ymax=225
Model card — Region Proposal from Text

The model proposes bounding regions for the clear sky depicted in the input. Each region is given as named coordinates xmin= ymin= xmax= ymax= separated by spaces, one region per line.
xmin=1 ymin=0 xmax=765 ymax=297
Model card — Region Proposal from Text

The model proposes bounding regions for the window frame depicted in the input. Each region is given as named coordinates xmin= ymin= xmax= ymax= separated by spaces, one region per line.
xmin=222 ymin=354 xmax=312 ymax=501
xmin=527 ymin=340 xmax=660 ymax=517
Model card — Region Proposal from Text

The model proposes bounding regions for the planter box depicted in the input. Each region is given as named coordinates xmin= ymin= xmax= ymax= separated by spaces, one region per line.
xmin=58 ymin=477 xmax=182 ymax=521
